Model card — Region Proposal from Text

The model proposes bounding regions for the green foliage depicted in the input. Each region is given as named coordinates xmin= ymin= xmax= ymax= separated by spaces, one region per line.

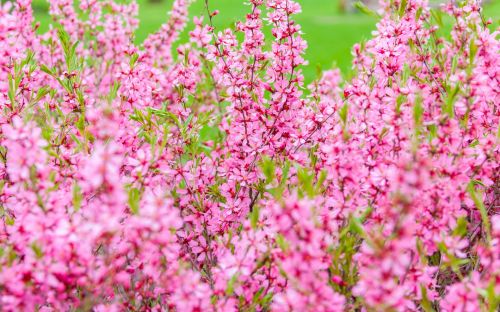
xmin=128 ymin=188 xmax=141 ymax=215
xmin=354 ymin=1 xmax=380 ymax=18
xmin=467 ymin=181 xmax=491 ymax=242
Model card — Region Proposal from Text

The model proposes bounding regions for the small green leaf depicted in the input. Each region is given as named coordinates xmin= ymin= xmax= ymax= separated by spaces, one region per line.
xmin=40 ymin=64 xmax=56 ymax=76
xmin=451 ymin=56 xmax=458 ymax=73
xmin=31 ymin=242 xmax=44 ymax=259
xmin=260 ymin=156 xmax=275 ymax=184
xmin=444 ymin=85 xmax=459 ymax=118
xmin=226 ymin=274 xmax=238 ymax=296
xmin=297 ymin=167 xmax=314 ymax=198
xmin=250 ymin=204 xmax=260 ymax=229
xmin=349 ymin=217 xmax=366 ymax=236
xmin=199 ymin=125 xmax=220 ymax=143
xmin=108 ymin=81 xmax=121 ymax=102
xmin=467 ymin=181 xmax=491 ymax=242
xmin=315 ymin=170 xmax=327 ymax=193
xmin=130 ymin=53 xmax=139 ymax=67
xmin=485 ymin=278 xmax=500 ymax=312
xmin=396 ymin=95 xmax=406 ymax=114
xmin=359 ymin=206 xmax=373 ymax=222
xmin=399 ymin=0 xmax=407 ymax=18
xmin=72 ymin=183 xmax=83 ymax=212
xmin=274 ymin=160 xmax=291 ymax=198
xmin=276 ymin=234 xmax=289 ymax=252
xmin=34 ymin=86 xmax=50 ymax=102
xmin=128 ymin=188 xmax=141 ymax=215
xmin=420 ymin=285 xmax=435 ymax=312
xmin=339 ymin=102 xmax=348 ymax=124
xmin=413 ymin=96 xmax=424 ymax=126
xmin=453 ymin=217 xmax=468 ymax=237
xmin=251 ymin=287 xmax=265 ymax=304
xmin=76 ymin=113 xmax=86 ymax=132
xmin=262 ymin=292 xmax=273 ymax=305
xmin=430 ymin=9 xmax=443 ymax=27
xmin=416 ymin=7 xmax=423 ymax=20
xmin=7 ymin=73 xmax=17 ymax=107
xmin=6 ymin=215 xmax=15 ymax=226
xmin=427 ymin=124 xmax=437 ymax=141
xmin=469 ymin=40 xmax=478 ymax=65
xmin=354 ymin=1 xmax=380 ymax=18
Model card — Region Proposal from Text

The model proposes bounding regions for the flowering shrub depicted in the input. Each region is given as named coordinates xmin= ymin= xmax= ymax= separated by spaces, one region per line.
xmin=0 ymin=0 xmax=498 ymax=310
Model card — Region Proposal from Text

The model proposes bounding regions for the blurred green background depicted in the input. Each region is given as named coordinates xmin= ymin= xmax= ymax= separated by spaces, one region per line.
xmin=32 ymin=0 xmax=500 ymax=82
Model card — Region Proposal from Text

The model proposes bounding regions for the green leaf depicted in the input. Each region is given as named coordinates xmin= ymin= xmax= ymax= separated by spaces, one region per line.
xmin=467 ymin=182 xmax=491 ymax=242
xmin=7 ymin=73 xmax=17 ymax=108
xmin=57 ymin=28 xmax=71 ymax=52
xmin=276 ymin=234 xmax=289 ymax=252
xmin=72 ymin=183 xmax=83 ymax=212
xmin=315 ymin=170 xmax=327 ymax=193
xmin=430 ymin=9 xmax=443 ymax=27
xmin=128 ymin=188 xmax=141 ymax=215
xmin=76 ymin=89 xmax=85 ymax=107
xmin=76 ymin=113 xmax=85 ymax=132
xmin=451 ymin=56 xmax=458 ymax=73
xmin=416 ymin=7 xmax=423 ymax=20
xmin=31 ymin=242 xmax=44 ymax=259
xmin=262 ymin=292 xmax=274 ymax=305
xmin=396 ymin=95 xmax=406 ymax=114
xmin=34 ymin=86 xmax=50 ymax=102
xmin=416 ymin=238 xmax=427 ymax=263
xmin=199 ymin=125 xmax=220 ymax=143
xmin=7 ymin=248 xmax=17 ymax=264
xmin=250 ymin=204 xmax=260 ymax=229
xmin=297 ymin=167 xmax=314 ymax=198
xmin=261 ymin=156 xmax=275 ymax=184
xmin=251 ymin=287 xmax=265 ymax=304
xmin=70 ymin=133 xmax=83 ymax=151
xmin=485 ymin=278 xmax=500 ymax=312
xmin=130 ymin=53 xmax=139 ymax=67
xmin=469 ymin=40 xmax=478 ymax=65
xmin=148 ymin=108 xmax=181 ymax=128
xmin=339 ymin=102 xmax=348 ymax=124
xmin=413 ymin=96 xmax=424 ymax=126
xmin=453 ymin=217 xmax=468 ymax=237
xmin=40 ymin=64 xmax=56 ymax=77
xmin=427 ymin=124 xmax=438 ymax=141
xmin=359 ymin=206 xmax=373 ymax=222
xmin=399 ymin=0 xmax=408 ymax=18
xmin=354 ymin=1 xmax=380 ymax=18
xmin=444 ymin=85 xmax=459 ymax=118
xmin=5 ymin=215 xmax=15 ymax=226
xmin=420 ymin=285 xmax=435 ymax=312
xmin=108 ymin=81 xmax=120 ymax=102
xmin=349 ymin=217 xmax=366 ymax=236
xmin=226 ymin=274 xmax=238 ymax=296
xmin=274 ymin=160 xmax=291 ymax=198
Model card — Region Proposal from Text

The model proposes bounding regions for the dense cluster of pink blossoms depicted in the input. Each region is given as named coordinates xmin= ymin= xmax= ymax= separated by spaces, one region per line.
xmin=0 ymin=0 xmax=498 ymax=310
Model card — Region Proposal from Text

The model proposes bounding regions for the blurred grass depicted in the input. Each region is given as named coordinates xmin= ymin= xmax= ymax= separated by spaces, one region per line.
xmin=32 ymin=0 xmax=500 ymax=82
